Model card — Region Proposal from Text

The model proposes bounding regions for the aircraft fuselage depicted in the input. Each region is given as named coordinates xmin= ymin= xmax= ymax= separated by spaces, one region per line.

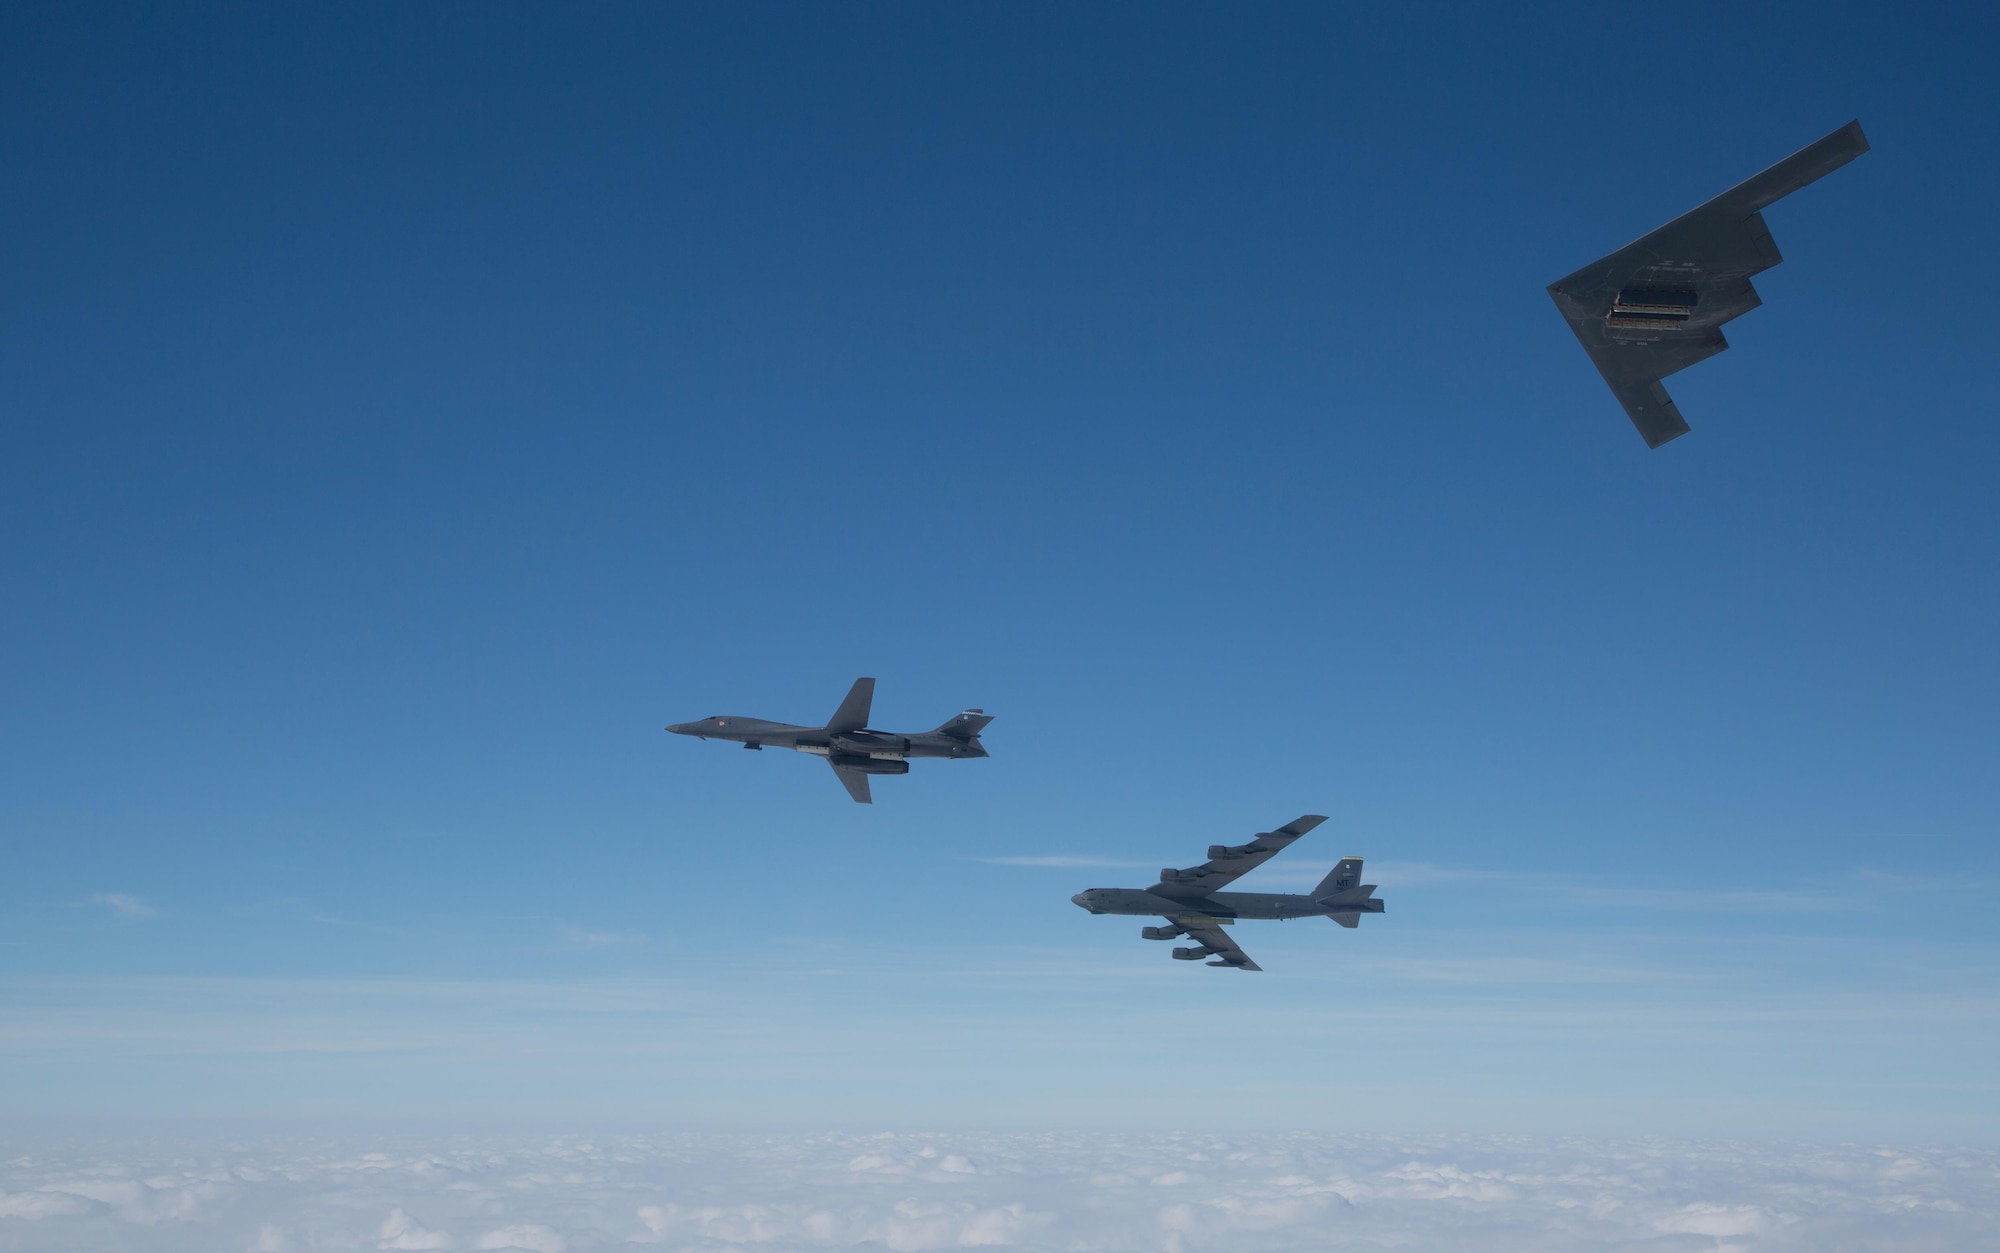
xmin=665 ymin=717 xmax=987 ymax=760
xmin=1070 ymin=887 xmax=1385 ymax=922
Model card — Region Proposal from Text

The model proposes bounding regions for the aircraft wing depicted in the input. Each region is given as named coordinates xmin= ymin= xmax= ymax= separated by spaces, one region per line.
xmin=1152 ymin=814 xmax=1326 ymax=899
xmin=829 ymin=759 xmax=872 ymax=804
xmin=1181 ymin=919 xmax=1261 ymax=971
xmin=1547 ymin=120 xmax=1868 ymax=448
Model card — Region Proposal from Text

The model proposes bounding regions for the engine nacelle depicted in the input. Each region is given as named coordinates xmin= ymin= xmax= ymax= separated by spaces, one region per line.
xmin=1206 ymin=842 xmax=1258 ymax=859
xmin=1171 ymin=947 xmax=1213 ymax=961
xmin=1140 ymin=925 xmax=1185 ymax=941
xmin=830 ymin=756 xmax=909 ymax=775
xmin=830 ymin=734 xmax=909 ymax=758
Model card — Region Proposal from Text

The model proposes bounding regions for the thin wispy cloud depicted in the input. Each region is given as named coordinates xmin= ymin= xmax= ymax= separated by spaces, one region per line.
xmin=975 ymin=855 xmax=1153 ymax=868
xmin=1553 ymin=884 xmax=1852 ymax=912
xmin=89 ymin=892 xmax=159 ymax=919
xmin=558 ymin=926 xmax=648 ymax=950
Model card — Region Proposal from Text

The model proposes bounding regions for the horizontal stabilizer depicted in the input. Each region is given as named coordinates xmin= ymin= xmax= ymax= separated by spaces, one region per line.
xmin=1327 ymin=899 xmax=1386 ymax=928
xmin=934 ymin=710 xmax=994 ymax=740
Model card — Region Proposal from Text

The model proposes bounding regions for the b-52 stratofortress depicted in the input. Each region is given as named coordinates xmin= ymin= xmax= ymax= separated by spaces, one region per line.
xmin=1070 ymin=814 xmax=1382 ymax=970
xmin=1548 ymin=120 xmax=1868 ymax=448
xmin=666 ymin=678 xmax=991 ymax=804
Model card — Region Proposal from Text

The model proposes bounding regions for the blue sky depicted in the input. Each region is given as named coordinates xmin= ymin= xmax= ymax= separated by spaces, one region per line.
xmin=2 ymin=3 xmax=1997 ymax=1138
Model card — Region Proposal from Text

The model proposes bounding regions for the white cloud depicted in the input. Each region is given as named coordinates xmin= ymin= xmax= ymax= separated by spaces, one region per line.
xmin=0 ymin=1131 xmax=1993 ymax=1251
xmin=378 ymin=1207 xmax=453 ymax=1249
xmin=90 ymin=891 xmax=159 ymax=918
xmin=556 ymin=926 xmax=645 ymax=950
xmin=251 ymin=1223 xmax=290 ymax=1251
xmin=0 ymin=1190 xmax=91 ymax=1219
xmin=473 ymin=1224 xmax=564 ymax=1251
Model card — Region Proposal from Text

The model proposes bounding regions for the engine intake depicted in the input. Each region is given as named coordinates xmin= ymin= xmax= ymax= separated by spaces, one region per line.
xmin=1207 ymin=842 xmax=1259 ymax=859
xmin=1171 ymin=946 xmax=1214 ymax=961
xmin=1141 ymin=925 xmax=1185 ymax=941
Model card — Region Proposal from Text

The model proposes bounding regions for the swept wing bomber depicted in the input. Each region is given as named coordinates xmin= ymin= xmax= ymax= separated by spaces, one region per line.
xmin=1548 ymin=120 xmax=1868 ymax=448
xmin=1070 ymin=814 xmax=1382 ymax=970
xmin=667 ymin=678 xmax=991 ymax=803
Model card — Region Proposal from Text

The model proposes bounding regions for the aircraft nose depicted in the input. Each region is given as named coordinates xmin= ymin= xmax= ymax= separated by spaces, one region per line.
xmin=665 ymin=723 xmax=687 ymax=735
xmin=1071 ymin=893 xmax=1091 ymax=910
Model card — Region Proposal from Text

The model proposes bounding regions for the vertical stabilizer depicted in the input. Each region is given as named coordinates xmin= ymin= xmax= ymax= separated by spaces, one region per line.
xmin=825 ymin=677 xmax=875 ymax=733
xmin=1313 ymin=858 xmax=1371 ymax=904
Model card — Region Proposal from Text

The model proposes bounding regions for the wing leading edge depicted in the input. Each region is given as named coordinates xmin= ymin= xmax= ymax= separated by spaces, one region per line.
xmin=1548 ymin=120 xmax=1868 ymax=448
xmin=1151 ymin=814 xmax=1327 ymax=899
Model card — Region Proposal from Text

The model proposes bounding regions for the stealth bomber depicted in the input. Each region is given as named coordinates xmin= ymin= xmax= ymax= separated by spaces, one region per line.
xmin=1070 ymin=814 xmax=1382 ymax=970
xmin=667 ymin=677 xmax=991 ymax=803
xmin=1548 ymin=120 xmax=1868 ymax=448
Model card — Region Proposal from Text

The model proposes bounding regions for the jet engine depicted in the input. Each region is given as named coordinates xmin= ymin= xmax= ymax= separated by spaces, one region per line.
xmin=1140 ymin=925 xmax=1185 ymax=941
xmin=828 ymin=755 xmax=909 ymax=775
xmin=1171 ymin=947 xmax=1214 ymax=961
xmin=1206 ymin=842 xmax=1258 ymax=859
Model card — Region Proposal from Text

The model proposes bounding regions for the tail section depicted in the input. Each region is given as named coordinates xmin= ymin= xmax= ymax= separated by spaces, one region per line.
xmin=1313 ymin=857 xmax=1383 ymax=928
xmin=826 ymin=677 xmax=875 ymax=733
xmin=933 ymin=709 xmax=994 ymax=741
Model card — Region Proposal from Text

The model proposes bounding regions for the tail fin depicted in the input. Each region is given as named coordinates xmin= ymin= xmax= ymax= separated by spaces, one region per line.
xmin=1313 ymin=858 xmax=1374 ymax=905
xmin=933 ymin=709 xmax=994 ymax=741
xmin=826 ymin=678 xmax=875 ymax=733
xmin=1314 ymin=857 xmax=1382 ymax=928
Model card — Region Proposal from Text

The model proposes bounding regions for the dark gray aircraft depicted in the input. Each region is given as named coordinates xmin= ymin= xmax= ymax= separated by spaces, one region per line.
xmin=1548 ymin=120 xmax=1868 ymax=448
xmin=666 ymin=678 xmax=991 ymax=803
xmin=1070 ymin=814 xmax=1383 ymax=970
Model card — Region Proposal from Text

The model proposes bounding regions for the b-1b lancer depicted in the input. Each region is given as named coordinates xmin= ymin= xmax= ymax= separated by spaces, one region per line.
xmin=666 ymin=678 xmax=991 ymax=803
xmin=1548 ymin=120 xmax=1868 ymax=448
xmin=1070 ymin=814 xmax=1382 ymax=970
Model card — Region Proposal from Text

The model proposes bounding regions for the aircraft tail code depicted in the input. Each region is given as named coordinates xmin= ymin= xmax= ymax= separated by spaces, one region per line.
xmin=1312 ymin=858 xmax=1367 ymax=904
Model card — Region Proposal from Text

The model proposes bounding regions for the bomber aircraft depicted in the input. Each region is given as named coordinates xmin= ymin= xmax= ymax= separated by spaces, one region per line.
xmin=1548 ymin=120 xmax=1868 ymax=448
xmin=1070 ymin=814 xmax=1382 ymax=971
xmin=666 ymin=677 xmax=991 ymax=803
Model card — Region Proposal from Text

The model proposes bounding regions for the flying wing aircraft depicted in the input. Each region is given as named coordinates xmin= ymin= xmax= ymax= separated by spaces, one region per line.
xmin=1548 ymin=120 xmax=1869 ymax=448
xmin=666 ymin=678 xmax=992 ymax=803
xmin=1069 ymin=814 xmax=1383 ymax=970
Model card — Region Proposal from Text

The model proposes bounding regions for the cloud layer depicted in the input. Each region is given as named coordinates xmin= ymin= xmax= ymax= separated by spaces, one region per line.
xmin=2 ymin=1130 xmax=1994 ymax=1252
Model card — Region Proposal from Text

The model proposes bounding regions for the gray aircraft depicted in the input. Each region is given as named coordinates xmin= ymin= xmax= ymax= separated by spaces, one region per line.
xmin=1548 ymin=120 xmax=1869 ymax=448
xmin=666 ymin=677 xmax=991 ymax=803
xmin=1069 ymin=814 xmax=1383 ymax=970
